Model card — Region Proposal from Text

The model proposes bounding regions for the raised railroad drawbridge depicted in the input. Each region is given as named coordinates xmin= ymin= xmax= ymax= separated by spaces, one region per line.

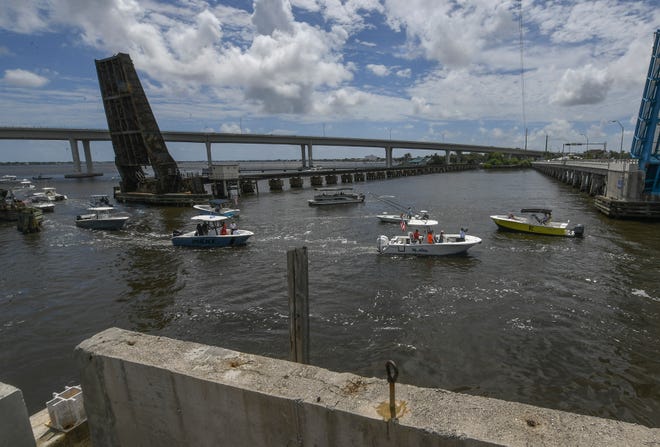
xmin=95 ymin=53 xmax=206 ymax=199
xmin=631 ymin=29 xmax=660 ymax=195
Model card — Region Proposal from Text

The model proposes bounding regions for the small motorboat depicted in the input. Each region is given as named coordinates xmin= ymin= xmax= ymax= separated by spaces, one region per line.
xmin=377 ymin=219 xmax=481 ymax=256
xmin=193 ymin=201 xmax=240 ymax=218
xmin=490 ymin=209 xmax=584 ymax=237
xmin=172 ymin=215 xmax=253 ymax=247
xmin=377 ymin=210 xmax=430 ymax=223
xmin=42 ymin=187 xmax=67 ymax=201
xmin=28 ymin=200 xmax=55 ymax=213
xmin=75 ymin=207 xmax=129 ymax=230
xmin=308 ymin=187 xmax=365 ymax=206
xmin=32 ymin=174 xmax=53 ymax=181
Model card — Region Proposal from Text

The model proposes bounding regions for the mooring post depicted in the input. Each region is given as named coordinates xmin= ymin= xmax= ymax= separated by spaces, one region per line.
xmin=287 ymin=246 xmax=309 ymax=364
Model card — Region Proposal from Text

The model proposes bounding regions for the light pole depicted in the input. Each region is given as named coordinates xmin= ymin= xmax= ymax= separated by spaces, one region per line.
xmin=580 ymin=132 xmax=588 ymax=154
xmin=610 ymin=120 xmax=624 ymax=159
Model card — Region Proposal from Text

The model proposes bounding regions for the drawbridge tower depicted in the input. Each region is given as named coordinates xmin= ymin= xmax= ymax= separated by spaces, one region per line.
xmin=95 ymin=53 xmax=198 ymax=196
xmin=631 ymin=29 xmax=660 ymax=195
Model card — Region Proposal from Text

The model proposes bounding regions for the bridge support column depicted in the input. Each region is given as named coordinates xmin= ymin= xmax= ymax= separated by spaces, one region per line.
xmin=82 ymin=140 xmax=94 ymax=174
xmin=205 ymin=141 xmax=213 ymax=170
xmin=300 ymin=145 xmax=307 ymax=169
xmin=69 ymin=139 xmax=81 ymax=173
xmin=385 ymin=146 xmax=393 ymax=168
xmin=456 ymin=150 xmax=463 ymax=163
xmin=445 ymin=150 xmax=450 ymax=165
xmin=307 ymin=144 xmax=314 ymax=168
xmin=65 ymin=138 xmax=103 ymax=178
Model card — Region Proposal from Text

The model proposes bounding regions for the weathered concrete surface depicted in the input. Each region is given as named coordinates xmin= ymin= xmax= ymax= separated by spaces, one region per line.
xmin=31 ymin=409 xmax=90 ymax=447
xmin=0 ymin=382 xmax=36 ymax=447
xmin=76 ymin=328 xmax=660 ymax=447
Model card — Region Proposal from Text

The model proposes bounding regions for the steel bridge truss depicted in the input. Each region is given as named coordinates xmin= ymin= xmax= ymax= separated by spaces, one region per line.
xmin=95 ymin=53 xmax=183 ymax=194
xmin=631 ymin=29 xmax=660 ymax=194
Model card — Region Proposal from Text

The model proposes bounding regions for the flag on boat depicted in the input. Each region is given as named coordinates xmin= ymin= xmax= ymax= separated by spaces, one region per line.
xmin=400 ymin=219 xmax=406 ymax=232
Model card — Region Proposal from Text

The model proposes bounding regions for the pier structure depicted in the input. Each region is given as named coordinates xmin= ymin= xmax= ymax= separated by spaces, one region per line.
xmin=532 ymin=159 xmax=660 ymax=218
xmin=5 ymin=327 xmax=658 ymax=446
xmin=237 ymin=162 xmax=478 ymax=195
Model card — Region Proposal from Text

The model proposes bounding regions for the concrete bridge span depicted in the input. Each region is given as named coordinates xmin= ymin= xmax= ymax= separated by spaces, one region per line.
xmin=0 ymin=126 xmax=551 ymax=175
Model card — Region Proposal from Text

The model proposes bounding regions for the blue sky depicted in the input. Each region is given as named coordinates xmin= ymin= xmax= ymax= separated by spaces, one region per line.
xmin=0 ymin=0 xmax=659 ymax=162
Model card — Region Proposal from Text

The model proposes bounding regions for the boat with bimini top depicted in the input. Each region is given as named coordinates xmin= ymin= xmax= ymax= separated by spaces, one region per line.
xmin=172 ymin=215 xmax=253 ymax=247
xmin=75 ymin=207 xmax=129 ymax=230
xmin=377 ymin=218 xmax=481 ymax=256
xmin=490 ymin=208 xmax=584 ymax=237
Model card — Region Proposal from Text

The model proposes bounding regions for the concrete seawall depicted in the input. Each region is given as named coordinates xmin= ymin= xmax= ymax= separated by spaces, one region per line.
xmin=74 ymin=328 xmax=659 ymax=446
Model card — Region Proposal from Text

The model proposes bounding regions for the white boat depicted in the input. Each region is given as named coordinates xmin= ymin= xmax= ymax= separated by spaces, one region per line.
xmin=377 ymin=210 xmax=430 ymax=223
xmin=490 ymin=208 xmax=584 ymax=237
xmin=29 ymin=200 xmax=55 ymax=213
xmin=75 ymin=207 xmax=129 ymax=230
xmin=308 ymin=187 xmax=365 ymax=206
xmin=192 ymin=202 xmax=240 ymax=218
xmin=377 ymin=219 xmax=481 ymax=256
xmin=42 ymin=187 xmax=67 ymax=201
xmin=172 ymin=215 xmax=253 ymax=247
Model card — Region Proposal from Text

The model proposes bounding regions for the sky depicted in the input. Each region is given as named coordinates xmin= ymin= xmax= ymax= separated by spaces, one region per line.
xmin=0 ymin=0 xmax=659 ymax=162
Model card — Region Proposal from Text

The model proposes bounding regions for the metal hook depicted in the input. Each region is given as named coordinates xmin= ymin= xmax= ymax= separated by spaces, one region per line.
xmin=385 ymin=360 xmax=398 ymax=420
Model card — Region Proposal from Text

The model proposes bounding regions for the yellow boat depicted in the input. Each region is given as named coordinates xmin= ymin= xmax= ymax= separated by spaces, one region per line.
xmin=490 ymin=208 xmax=584 ymax=237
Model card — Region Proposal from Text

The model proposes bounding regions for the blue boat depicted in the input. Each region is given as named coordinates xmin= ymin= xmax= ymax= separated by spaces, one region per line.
xmin=172 ymin=215 xmax=253 ymax=247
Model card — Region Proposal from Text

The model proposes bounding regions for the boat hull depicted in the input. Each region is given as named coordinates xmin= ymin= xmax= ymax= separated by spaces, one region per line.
xmin=490 ymin=215 xmax=581 ymax=237
xmin=75 ymin=216 xmax=129 ymax=230
xmin=172 ymin=229 xmax=253 ymax=247
xmin=308 ymin=196 xmax=364 ymax=206
xmin=193 ymin=204 xmax=240 ymax=218
xmin=377 ymin=214 xmax=407 ymax=223
xmin=377 ymin=234 xmax=481 ymax=256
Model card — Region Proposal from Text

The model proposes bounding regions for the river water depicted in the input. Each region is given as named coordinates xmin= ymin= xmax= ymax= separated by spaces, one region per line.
xmin=1 ymin=162 xmax=659 ymax=427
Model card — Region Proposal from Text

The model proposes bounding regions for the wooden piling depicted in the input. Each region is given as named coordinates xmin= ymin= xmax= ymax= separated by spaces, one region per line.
xmin=287 ymin=247 xmax=309 ymax=364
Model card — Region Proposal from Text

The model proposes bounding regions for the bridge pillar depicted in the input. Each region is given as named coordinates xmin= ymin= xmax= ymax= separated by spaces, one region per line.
xmin=205 ymin=141 xmax=213 ymax=169
xmin=456 ymin=150 xmax=463 ymax=163
xmin=300 ymin=144 xmax=307 ymax=169
xmin=69 ymin=139 xmax=81 ymax=173
xmin=307 ymin=143 xmax=314 ymax=168
xmin=444 ymin=150 xmax=450 ymax=165
xmin=385 ymin=146 xmax=393 ymax=168
xmin=82 ymin=140 xmax=94 ymax=174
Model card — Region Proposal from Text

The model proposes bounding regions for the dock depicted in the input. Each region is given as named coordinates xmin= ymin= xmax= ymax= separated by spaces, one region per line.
xmin=533 ymin=159 xmax=660 ymax=219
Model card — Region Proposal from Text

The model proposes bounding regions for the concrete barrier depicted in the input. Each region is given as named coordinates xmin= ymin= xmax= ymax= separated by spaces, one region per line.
xmin=0 ymin=383 xmax=36 ymax=447
xmin=75 ymin=328 xmax=660 ymax=446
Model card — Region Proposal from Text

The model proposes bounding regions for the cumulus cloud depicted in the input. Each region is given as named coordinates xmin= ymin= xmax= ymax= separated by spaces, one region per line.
xmin=396 ymin=68 xmax=411 ymax=78
xmin=252 ymin=0 xmax=294 ymax=35
xmin=551 ymin=65 xmax=612 ymax=106
xmin=2 ymin=69 xmax=49 ymax=88
xmin=367 ymin=64 xmax=390 ymax=77
xmin=411 ymin=96 xmax=431 ymax=115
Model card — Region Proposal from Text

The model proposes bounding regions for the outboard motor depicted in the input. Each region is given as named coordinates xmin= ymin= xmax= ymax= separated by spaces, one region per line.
xmin=571 ymin=224 xmax=585 ymax=238
xmin=377 ymin=235 xmax=389 ymax=253
xmin=172 ymin=229 xmax=183 ymax=237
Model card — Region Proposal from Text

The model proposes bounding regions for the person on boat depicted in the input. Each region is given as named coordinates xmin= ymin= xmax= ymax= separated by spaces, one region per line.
xmin=201 ymin=221 xmax=209 ymax=235
xmin=406 ymin=207 xmax=413 ymax=219
xmin=412 ymin=229 xmax=420 ymax=243
xmin=438 ymin=230 xmax=445 ymax=243
xmin=220 ymin=222 xmax=229 ymax=235
xmin=229 ymin=221 xmax=237 ymax=234
xmin=458 ymin=228 xmax=466 ymax=241
xmin=195 ymin=223 xmax=203 ymax=236
xmin=426 ymin=230 xmax=434 ymax=244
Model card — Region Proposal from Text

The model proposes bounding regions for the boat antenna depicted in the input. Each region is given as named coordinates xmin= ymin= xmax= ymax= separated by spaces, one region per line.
xmin=518 ymin=0 xmax=527 ymax=149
